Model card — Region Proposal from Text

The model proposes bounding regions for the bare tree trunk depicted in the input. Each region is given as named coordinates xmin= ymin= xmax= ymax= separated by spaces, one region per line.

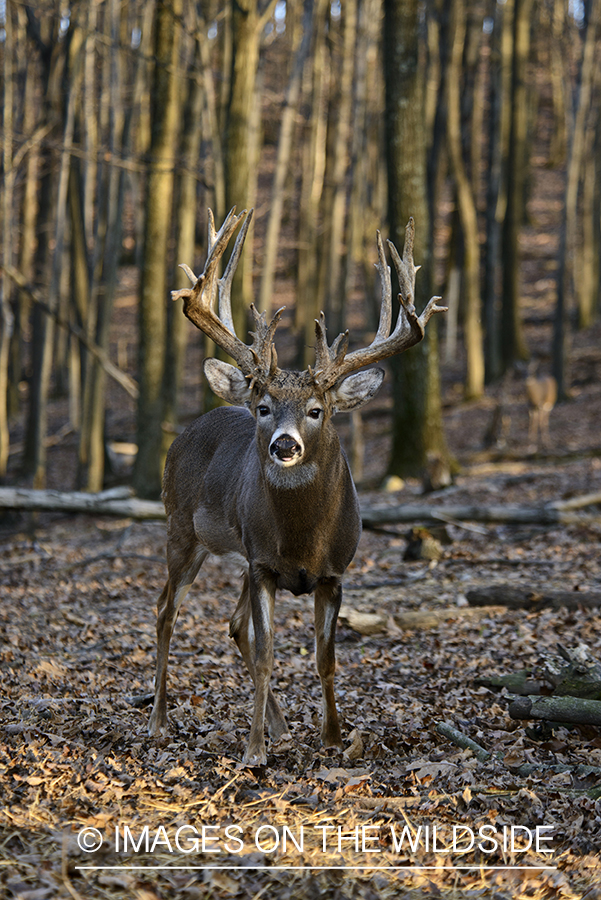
xmin=384 ymin=0 xmax=450 ymax=479
xmin=315 ymin=0 xmax=357 ymax=337
xmin=258 ymin=0 xmax=314 ymax=314
xmin=483 ymin=0 xmax=510 ymax=383
xmin=224 ymin=0 xmax=277 ymax=335
xmin=196 ymin=14 xmax=226 ymax=219
xmin=578 ymin=112 xmax=601 ymax=328
xmin=548 ymin=0 xmax=568 ymax=167
xmin=553 ymin=0 xmax=600 ymax=397
xmin=24 ymin=20 xmax=82 ymax=487
xmin=133 ymin=0 xmax=183 ymax=499
xmin=10 ymin=8 xmax=40 ymax=419
xmin=0 ymin=1 xmax=15 ymax=476
xmin=164 ymin=20 xmax=204 ymax=436
xmin=445 ymin=0 xmax=484 ymax=400
xmin=500 ymin=0 xmax=531 ymax=368
xmin=296 ymin=0 xmax=330 ymax=368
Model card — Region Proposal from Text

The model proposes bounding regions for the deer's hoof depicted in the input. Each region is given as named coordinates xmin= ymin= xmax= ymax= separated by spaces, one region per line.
xmin=321 ymin=726 xmax=343 ymax=750
xmin=148 ymin=709 xmax=168 ymax=738
xmin=243 ymin=745 xmax=267 ymax=767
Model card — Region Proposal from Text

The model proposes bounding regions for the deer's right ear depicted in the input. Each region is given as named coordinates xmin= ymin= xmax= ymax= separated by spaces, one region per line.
xmin=204 ymin=358 xmax=252 ymax=405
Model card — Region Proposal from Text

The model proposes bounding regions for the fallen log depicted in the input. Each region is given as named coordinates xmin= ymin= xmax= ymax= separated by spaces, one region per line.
xmin=360 ymin=502 xmax=600 ymax=527
xmin=393 ymin=606 xmax=506 ymax=630
xmin=1 ymin=486 xmax=600 ymax=527
xmin=467 ymin=586 xmax=601 ymax=611
xmin=508 ymin=695 xmax=601 ymax=727
xmin=542 ymin=644 xmax=601 ymax=700
xmin=436 ymin=721 xmax=601 ymax=787
xmin=0 ymin=486 xmax=165 ymax=520
xmin=551 ymin=490 xmax=601 ymax=512
xmin=475 ymin=671 xmax=544 ymax=696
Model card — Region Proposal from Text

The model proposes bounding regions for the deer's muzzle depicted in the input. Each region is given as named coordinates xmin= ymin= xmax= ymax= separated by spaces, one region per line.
xmin=269 ymin=434 xmax=303 ymax=465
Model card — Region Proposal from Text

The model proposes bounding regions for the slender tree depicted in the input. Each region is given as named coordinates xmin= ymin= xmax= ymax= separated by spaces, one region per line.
xmin=383 ymin=0 xmax=449 ymax=479
xmin=445 ymin=0 xmax=484 ymax=399
xmin=500 ymin=0 xmax=532 ymax=368
xmin=133 ymin=0 xmax=183 ymax=498
xmin=223 ymin=0 xmax=277 ymax=336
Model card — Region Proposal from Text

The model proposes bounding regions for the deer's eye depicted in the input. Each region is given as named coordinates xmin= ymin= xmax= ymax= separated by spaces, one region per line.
xmin=257 ymin=405 xmax=271 ymax=418
xmin=308 ymin=408 xmax=322 ymax=420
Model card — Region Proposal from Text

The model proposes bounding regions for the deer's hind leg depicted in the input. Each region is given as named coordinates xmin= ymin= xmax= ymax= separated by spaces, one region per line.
xmin=149 ymin=538 xmax=208 ymax=737
xmin=229 ymin=573 xmax=290 ymax=743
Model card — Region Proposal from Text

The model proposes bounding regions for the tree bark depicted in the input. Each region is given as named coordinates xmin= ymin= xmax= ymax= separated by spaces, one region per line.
xmin=467 ymin=585 xmax=601 ymax=610
xmin=0 ymin=486 xmax=165 ymax=520
xmin=509 ymin=695 xmax=601 ymax=727
xmin=258 ymin=0 xmax=314 ymax=314
xmin=223 ymin=0 xmax=276 ymax=335
xmin=24 ymin=19 xmax=82 ymax=488
xmin=0 ymin=0 xmax=15 ymax=476
xmin=296 ymin=0 xmax=330 ymax=368
xmin=445 ymin=0 xmax=484 ymax=400
xmin=133 ymin=0 xmax=183 ymax=499
xmin=500 ymin=0 xmax=531 ymax=368
xmin=383 ymin=0 xmax=450 ymax=479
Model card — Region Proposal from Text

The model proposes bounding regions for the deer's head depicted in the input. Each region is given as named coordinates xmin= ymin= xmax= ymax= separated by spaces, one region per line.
xmin=172 ymin=208 xmax=446 ymax=483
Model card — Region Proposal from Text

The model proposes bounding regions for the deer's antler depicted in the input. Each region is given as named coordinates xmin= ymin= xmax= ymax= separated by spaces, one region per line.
xmin=172 ymin=208 xmax=283 ymax=391
xmin=311 ymin=219 xmax=447 ymax=390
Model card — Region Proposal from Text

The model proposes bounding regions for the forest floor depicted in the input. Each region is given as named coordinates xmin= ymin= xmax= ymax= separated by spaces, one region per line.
xmin=1 ymin=301 xmax=601 ymax=900
xmin=2 ymin=121 xmax=601 ymax=900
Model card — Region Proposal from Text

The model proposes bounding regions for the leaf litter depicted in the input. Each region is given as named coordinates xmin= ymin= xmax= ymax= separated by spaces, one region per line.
xmin=1 ymin=467 xmax=601 ymax=900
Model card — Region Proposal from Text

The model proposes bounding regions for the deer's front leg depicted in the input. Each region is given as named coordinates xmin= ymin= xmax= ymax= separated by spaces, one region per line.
xmin=244 ymin=565 xmax=277 ymax=765
xmin=314 ymin=579 xmax=343 ymax=748
xmin=230 ymin=573 xmax=289 ymax=741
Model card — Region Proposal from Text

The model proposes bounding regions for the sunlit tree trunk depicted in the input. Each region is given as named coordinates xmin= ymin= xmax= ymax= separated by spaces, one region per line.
xmin=258 ymin=0 xmax=314 ymax=314
xmin=133 ymin=0 xmax=183 ymax=498
xmin=446 ymin=0 xmax=484 ymax=400
xmin=553 ymin=0 xmax=600 ymax=396
xmin=296 ymin=0 xmax=330 ymax=368
xmin=384 ymin=0 xmax=449 ymax=479
xmin=164 ymin=23 xmax=204 ymax=435
xmin=224 ymin=0 xmax=277 ymax=335
xmin=0 ymin=0 xmax=15 ymax=476
xmin=319 ymin=0 xmax=357 ymax=337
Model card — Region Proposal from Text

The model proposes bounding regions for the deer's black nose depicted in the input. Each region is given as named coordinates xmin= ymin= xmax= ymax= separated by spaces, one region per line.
xmin=270 ymin=434 xmax=302 ymax=461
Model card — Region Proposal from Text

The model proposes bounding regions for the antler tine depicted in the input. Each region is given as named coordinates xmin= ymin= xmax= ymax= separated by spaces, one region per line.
xmin=172 ymin=208 xmax=285 ymax=389
xmin=171 ymin=208 xmax=256 ymax=374
xmin=249 ymin=304 xmax=285 ymax=382
xmin=386 ymin=217 xmax=419 ymax=317
xmin=374 ymin=231 xmax=392 ymax=341
xmin=202 ymin=207 xmax=246 ymax=307
xmin=218 ymin=209 xmax=254 ymax=333
xmin=311 ymin=220 xmax=447 ymax=390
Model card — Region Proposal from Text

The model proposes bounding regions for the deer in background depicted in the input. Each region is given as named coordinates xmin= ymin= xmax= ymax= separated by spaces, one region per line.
xmin=525 ymin=365 xmax=557 ymax=449
xmin=148 ymin=208 xmax=446 ymax=765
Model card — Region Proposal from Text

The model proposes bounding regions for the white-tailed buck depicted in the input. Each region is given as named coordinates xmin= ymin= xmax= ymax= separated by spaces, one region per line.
xmin=525 ymin=367 xmax=557 ymax=448
xmin=148 ymin=208 xmax=446 ymax=765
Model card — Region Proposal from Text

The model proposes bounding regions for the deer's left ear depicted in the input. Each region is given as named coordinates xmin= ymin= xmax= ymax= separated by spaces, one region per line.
xmin=331 ymin=368 xmax=384 ymax=414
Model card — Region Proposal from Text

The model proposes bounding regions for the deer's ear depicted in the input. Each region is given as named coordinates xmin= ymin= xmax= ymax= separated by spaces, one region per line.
xmin=331 ymin=368 xmax=384 ymax=414
xmin=204 ymin=358 xmax=252 ymax=405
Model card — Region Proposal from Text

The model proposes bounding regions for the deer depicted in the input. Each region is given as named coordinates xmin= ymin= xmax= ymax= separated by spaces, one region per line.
xmin=525 ymin=365 xmax=557 ymax=449
xmin=147 ymin=207 xmax=446 ymax=765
